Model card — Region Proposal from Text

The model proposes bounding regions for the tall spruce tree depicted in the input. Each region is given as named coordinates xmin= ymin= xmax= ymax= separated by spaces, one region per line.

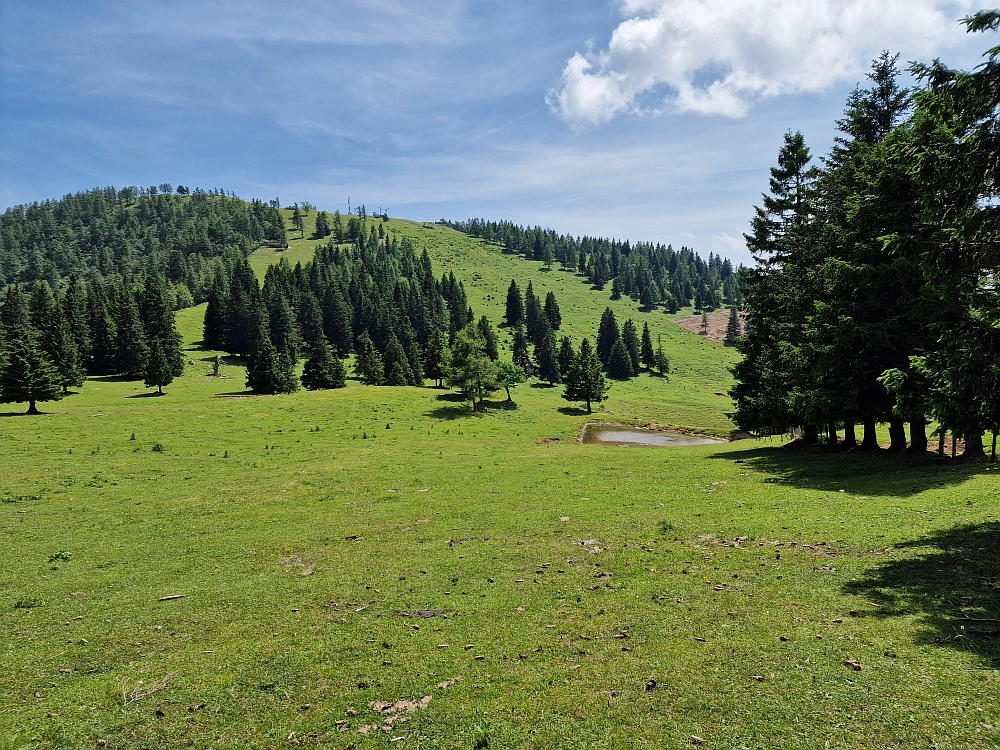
xmin=0 ymin=330 xmax=64 ymax=414
xmin=640 ymin=322 xmax=655 ymax=370
xmin=621 ymin=319 xmax=640 ymax=376
xmin=504 ymin=280 xmax=524 ymax=327
xmin=558 ymin=335 xmax=576 ymax=377
xmin=596 ymin=307 xmax=620 ymax=365
xmin=535 ymin=327 xmax=561 ymax=385
xmin=354 ymin=335 xmax=384 ymax=386
xmin=246 ymin=330 xmax=298 ymax=394
xmin=477 ymin=316 xmax=499 ymax=361
xmin=606 ymin=339 xmax=634 ymax=380
xmin=301 ymin=339 xmax=346 ymax=390
xmin=544 ymin=292 xmax=561 ymax=330
xmin=562 ymin=338 xmax=609 ymax=413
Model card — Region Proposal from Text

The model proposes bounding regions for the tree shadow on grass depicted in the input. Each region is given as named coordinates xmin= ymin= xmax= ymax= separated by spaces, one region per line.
xmin=198 ymin=354 xmax=245 ymax=366
xmin=558 ymin=406 xmax=590 ymax=417
xmin=706 ymin=444 xmax=982 ymax=497
xmin=87 ymin=374 xmax=141 ymax=383
xmin=126 ymin=392 xmax=165 ymax=398
xmin=845 ymin=522 xmax=1000 ymax=668
xmin=530 ymin=382 xmax=557 ymax=389
xmin=0 ymin=411 xmax=46 ymax=417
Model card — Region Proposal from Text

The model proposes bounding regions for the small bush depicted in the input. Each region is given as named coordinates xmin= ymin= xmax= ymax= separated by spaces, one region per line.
xmin=1 ymin=494 xmax=41 ymax=504
xmin=14 ymin=598 xmax=42 ymax=609
xmin=658 ymin=520 xmax=675 ymax=535
xmin=49 ymin=550 xmax=72 ymax=562
xmin=152 ymin=443 xmax=165 ymax=453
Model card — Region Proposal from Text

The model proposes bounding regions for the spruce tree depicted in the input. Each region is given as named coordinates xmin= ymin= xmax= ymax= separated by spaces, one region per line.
xmin=383 ymin=334 xmax=415 ymax=386
xmin=544 ymin=292 xmax=561 ymax=330
xmin=562 ymin=338 xmax=609 ymax=414
xmin=0 ymin=330 xmax=64 ymax=414
xmin=354 ymin=335 xmax=384 ymax=385
xmin=115 ymin=292 xmax=149 ymax=378
xmin=607 ymin=339 xmax=634 ymax=379
xmin=621 ymin=319 xmax=640 ymax=376
xmin=558 ymin=335 xmax=575 ymax=377
xmin=640 ymin=322 xmax=655 ymax=371
xmin=144 ymin=338 xmax=175 ymax=394
xmin=504 ymin=280 xmax=524 ymax=327
xmin=611 ymin=276 xmax=622 ymax=301
xmin=724 ymin=307 xmax=742 ymax=346
xmin=246 ymin=332 xmax=299 ymax=394
xmin=203 ymin=273 xmax=228 ymax=350
xmin=477 ymin=316 xmax=499 ymax=361
xmin=423 ymin=328 xmax=450 ymax=387
xmin=535 ymin=327 xmax=561 ymax=385
xmin=596 ymin=307 xmax=620 ymax=365
xmin=301 ymin=340 xmax=346 ymax=390
xmin=654 ymin=335 xmax=670 ymax=377
xmin=524 ymin=282 xmax=540 ymax=341
xmin=44 ymin=310 xmax=85 ymax=392
xmin=140 ymin=273 xmax=185 ymax=381
xmin=511 ymin=324 xmax=532 ymax=376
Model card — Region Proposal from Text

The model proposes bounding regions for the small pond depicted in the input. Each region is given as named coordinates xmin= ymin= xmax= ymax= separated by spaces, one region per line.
xmin=582 ymin=424 xmax=726 ymax=447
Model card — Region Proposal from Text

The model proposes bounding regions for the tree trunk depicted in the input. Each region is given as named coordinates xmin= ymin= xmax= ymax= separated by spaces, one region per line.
xmin=26 ymin=400 xmax=39 ymax=415
xmin=861 ymin=417 xmax=879 ymax=451
xmin=963 ymin=428 xmax=985 ymax=459
xmin=158 ymin=384 xmax=163 ymax=395
xmin=585 ymin=399 xmax=592 ymax=414
xmin=802 ymin=424 xmax=818 ymax=445
xmin=952 ymin=431 xmax=957 ymax=458
xmin=887 ymin=417 xmax=907 ymax=453
xmin=938 ymin=428 xmax=946 ymax=455
xmin=843 ymin=422 xmax=857 ymax=449
xmin=827 ymin=423 xmax=838 ymax=448
xmin=907 ymin=417 xmax=928 ymax=454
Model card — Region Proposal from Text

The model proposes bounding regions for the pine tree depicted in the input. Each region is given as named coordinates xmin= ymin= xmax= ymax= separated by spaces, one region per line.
xmin=544 ymin=292 xmax=561 ymax=330
xmin=596 ymin=307 xmax=620 ymax=365
xmin=562 ymin=338 xmax=609 ymax=414
xmin=621 ymin=319 xmax=640 ymax=376
xmin=301 ymin=339 xmax=346 ymax=390
xmin=535 ymin=327 xmax=561 ymax=385
xmin=423 ymin=328 xmax=450 ymax=387
xmin=724 ymin=307 xmax=742 ymax=346
xmin=640 ymin=322 xmax=655 ymax=371
xmin=314 ymin=211 xmax=330 ymax=239
xmin=115 ymin=292 xmax=149 ymax=378
xmin=0 ymin=330 xmax=64 ymax=414
xmin=607 ymin=339 xmax=634 ymax=379
xmin=639 ymin=286 xmax=654 ymax=310
xmin=44 ymin=310 xmax=85 ymax=392
xmin=504 ymin=280 xmax=524 ymax=327
xmin=246 ymin=331 xmax=299 ymax=394
xmin=0 ymin=285 xmax=29 ymax=340
xmin=524 ymin=282 xmax=540 ymax=341
xmin=477 ymin=316 xmax=499 ymax=360
xmin=383 ymin=334 xmax=415 ymax=386
xmin=558 ymin=335 xmax=575 ymax=377
xmin=511 ymin=324 xmax=532 ymax=376
xmin=611 ymin=276 xmax=622 ymax=301
xmin=292 ymin=204 xmax=304 ymax=238
xmin=354 ymin=335 xmax=384 ymax=385
xmin=654 ymin=335 xmax=670 ymax=377
xmin=144 ymin=338 xmax=175 ymax=394
xmin=203 ymin=273 xmax=228 ymax=350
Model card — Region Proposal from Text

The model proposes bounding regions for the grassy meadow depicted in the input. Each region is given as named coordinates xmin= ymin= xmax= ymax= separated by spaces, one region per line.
xmin=2 ymin=213 xmax=999 ymax=749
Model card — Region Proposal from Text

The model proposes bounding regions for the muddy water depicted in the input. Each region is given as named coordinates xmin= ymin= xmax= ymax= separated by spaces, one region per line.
xmin=582 ymin=424 xmax=726 ymax=447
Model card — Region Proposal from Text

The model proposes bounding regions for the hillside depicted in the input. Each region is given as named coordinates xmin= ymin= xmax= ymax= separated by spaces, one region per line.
xmin=2 ymin=204 xmax=996 ymax=749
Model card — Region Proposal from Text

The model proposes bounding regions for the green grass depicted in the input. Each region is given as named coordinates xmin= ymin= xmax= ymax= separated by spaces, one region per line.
xmin=2 ymin=212 xmax=999 ymax=749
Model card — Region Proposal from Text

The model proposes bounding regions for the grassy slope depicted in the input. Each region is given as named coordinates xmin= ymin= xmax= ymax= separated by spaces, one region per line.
xmin=1 ymin=211 xmax=999 ymax=749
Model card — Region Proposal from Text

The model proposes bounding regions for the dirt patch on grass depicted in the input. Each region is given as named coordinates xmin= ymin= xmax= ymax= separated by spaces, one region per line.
xmin=673 ymin=309 xmax=745 ymax=344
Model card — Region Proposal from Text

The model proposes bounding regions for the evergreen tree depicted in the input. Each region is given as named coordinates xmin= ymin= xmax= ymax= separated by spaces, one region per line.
xmin=144 ymin=338 xmax=175 ymax=394
xmin=423 ymin=328 xmax=450 ymax=387
xmin=354 ymin=334 xmax=384 ymax=385
xmin=562 ymin=338 xmax=609 ymax=414
xmin=535 ymin=327 xmax=561 ymax=385
xmin=292 ymin=203 xmax=304 ymax=238
xmin=607 ymin=338 xmax=634 ymax=379
xmin=314 ymin=211 xmax=330 ymax=239
xmin=0 ymin=285 xmax=29 ymax=340
xmin=332 ymin=210 xmax=344 ymax=244
xmin=246 ymin=331 xmax=299 ymax=394
xmin=640 ymin=322 xmax=655 ymax=370
xmin=724 ymin=307 xmax=742 ymax=346
xmin=44 ymin=309 xmax=85 ymax=392
xmin=639 ymin=286 xmax=654 ymax=310
xmin=511 ymin=324 xmax=532 ymax=376
xmin=544 ymin=291 xmax=561 ymax=330
xmin=140 ymin=273 xmax=185 ymax=381
xmin=596 ymin=307 xmax=620 ymax=365
xmin=446 ymin=324 xmax=500 ymax=410
xmin=383 ymin=334 xmax=415 ymax=386
xmin=654 ymin=335 xmax=670 ymax=377
xmin=63 ymin=277 xmax=91 ymax=363
xmin=504 ymin=279 xmax=524 ymax=327
xmin=203 ymin=273 xmax=228 ymax=350
xmin=524 ymin=281 xmax=540 ymax=340
xmin=611 ymin=276 xmax=622 ymax=301
xmin=301 ymin=340 xmax=346 ymax=390
xmin=621 ymin=319 xmax=640 ymax=375
xmin=115 ymin=292 xmax=149 ymax=378
xmin=0 ymin=330 xmax=64 ymax=414
xmin=558 ymin=335 xmax=576 ymax=377
xmin=477 ymin=315 xmax=499 ymax=360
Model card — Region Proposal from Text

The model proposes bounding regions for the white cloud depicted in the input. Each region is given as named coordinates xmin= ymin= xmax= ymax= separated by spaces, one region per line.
xmin=550 ymin=0 xmax=981 ymax=125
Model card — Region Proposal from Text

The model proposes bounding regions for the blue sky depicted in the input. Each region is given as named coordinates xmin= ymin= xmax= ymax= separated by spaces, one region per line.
xmin=0 ymin=1 xmax=990 ymax=266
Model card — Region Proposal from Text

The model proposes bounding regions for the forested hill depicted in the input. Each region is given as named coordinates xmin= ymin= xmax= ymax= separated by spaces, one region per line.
xmin=442 ymin=218 xmax=742 ymax=313
xmin=0 ymin=186 xmax=287 ymax=294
